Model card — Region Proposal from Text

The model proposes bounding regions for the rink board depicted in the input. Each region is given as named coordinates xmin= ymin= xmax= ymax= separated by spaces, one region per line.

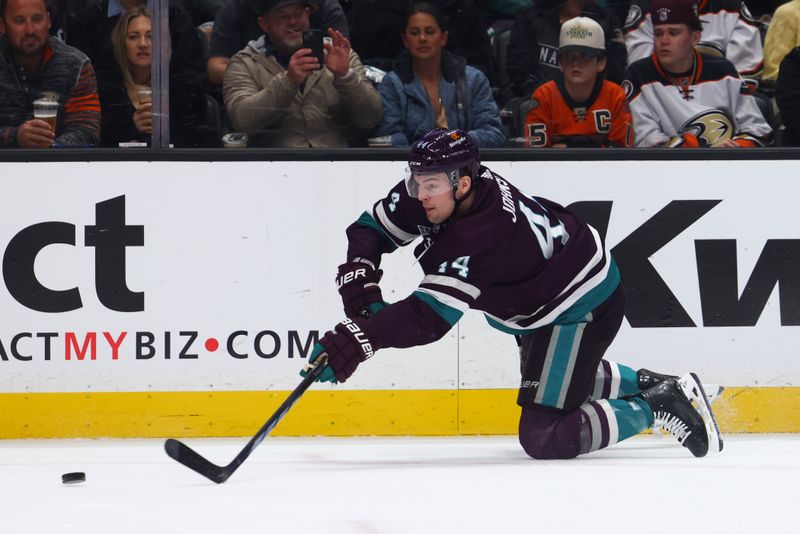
xmin=1 ymin=160 xmax=799 ymax=437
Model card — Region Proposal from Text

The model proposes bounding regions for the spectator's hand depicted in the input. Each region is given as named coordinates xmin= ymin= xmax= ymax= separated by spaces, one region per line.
xmin=287 ymin=48 xmax=319 ymax=87
xmin=17 ymin=119 xmax=55 ymax=148
xmin=133 ymin=103 xmax=153 ymax=135
xmin=713 ymin=139 xmax=739 ymax=148
xmin=324 ymin=28 xmax=351 ymax=78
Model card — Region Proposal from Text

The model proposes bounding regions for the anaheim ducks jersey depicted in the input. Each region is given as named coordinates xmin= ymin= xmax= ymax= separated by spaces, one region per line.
xmin=624 ymin=0 xmax=763 ymax=76
xmin=524 ymin=78 xmax=633 ymax=147
xmin=344 ymin=166 xmax=619 ymax=350
xmin=622 ymin=51 xmax=772 ymax=147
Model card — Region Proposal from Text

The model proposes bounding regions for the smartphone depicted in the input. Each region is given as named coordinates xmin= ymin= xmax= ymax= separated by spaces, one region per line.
xmin=302 ymin=29 xmax=325 ymax=69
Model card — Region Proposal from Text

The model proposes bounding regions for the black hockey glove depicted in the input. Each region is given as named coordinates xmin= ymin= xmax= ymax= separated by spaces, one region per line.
xmin=318 ymin=318 xmax=380 ymax=383
xmin=336 ymin=261 xmax=384 ymax=319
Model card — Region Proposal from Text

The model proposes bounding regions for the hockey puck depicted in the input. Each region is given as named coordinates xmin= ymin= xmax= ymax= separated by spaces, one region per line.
xmin=61 ymin=472 xmax=86 ymax=484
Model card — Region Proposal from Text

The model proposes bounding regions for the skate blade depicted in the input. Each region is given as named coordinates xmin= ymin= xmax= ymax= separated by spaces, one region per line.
xmin=679 ymin=373 xmax=724 ymax=453
xmin=703 ymin=384 xmax=724 ymax=405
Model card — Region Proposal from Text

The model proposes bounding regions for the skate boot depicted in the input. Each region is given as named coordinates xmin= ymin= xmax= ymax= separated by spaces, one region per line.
xmin=638 ymin=368 xmax=724 ymax=404
xmin=639 ymin=379 xmax=709 ymax=457
xmin=678 ymin=372 xmax=723 ymax=453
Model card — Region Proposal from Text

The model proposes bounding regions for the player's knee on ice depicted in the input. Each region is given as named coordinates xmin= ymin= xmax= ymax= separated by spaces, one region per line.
xmin=518 ymin=405 xmax=588 ymax=460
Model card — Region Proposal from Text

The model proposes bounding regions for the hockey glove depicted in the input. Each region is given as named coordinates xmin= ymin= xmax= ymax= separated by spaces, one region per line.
xmin=301 ymin=342 xmax=337 ymax=383
xmin=301 ymin=318 xmax=380 ymax=383
xmin=336 ymin=261 xmax=385 ymax=319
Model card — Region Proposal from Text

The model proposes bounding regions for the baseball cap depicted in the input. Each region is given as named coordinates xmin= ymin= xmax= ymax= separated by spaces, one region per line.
xmin=256 ymin=0 xmax=319 ymax=16
xmin=558 ymin=17 xmax=605 ymax=58
xmin=650 ymin=0 xmax=702 ymax=30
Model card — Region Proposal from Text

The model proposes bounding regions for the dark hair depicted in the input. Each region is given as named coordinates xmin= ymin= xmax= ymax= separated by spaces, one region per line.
xmin=403 ymin=1 xmax=447 ymax=33
xmin=1 ymin=0 xmax=46 ymax=20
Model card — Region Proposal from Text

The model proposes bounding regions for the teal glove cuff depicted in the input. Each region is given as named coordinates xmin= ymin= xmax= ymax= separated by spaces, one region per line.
xmin=366 ymin=301 xmax=386 ymax=316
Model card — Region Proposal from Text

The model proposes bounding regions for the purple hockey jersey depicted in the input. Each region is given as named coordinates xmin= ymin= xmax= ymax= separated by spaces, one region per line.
xmin=345 ymin=166 xmax=621 ymax=350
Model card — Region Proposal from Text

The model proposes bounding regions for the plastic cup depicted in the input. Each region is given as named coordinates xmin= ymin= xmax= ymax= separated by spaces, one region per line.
xmin=137 ymin=88 xmax=153 ymax=104
xmin=222 ymin=133 xmax=249 ymax=148
xmin=367 ymin=135 xmax=392 ymax=147
xmin=33 ymin=99 xmax=59 ymax=130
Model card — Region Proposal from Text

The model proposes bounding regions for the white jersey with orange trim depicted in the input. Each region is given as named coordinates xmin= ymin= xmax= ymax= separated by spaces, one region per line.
xmin=622 ymin=51 xmax=772 ymax=147
xmin=624 ymin=0 xmax=764 ymax=77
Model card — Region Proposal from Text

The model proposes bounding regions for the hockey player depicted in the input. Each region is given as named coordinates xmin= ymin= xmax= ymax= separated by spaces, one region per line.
xmin=622 ymin=0 xmax=772 ymax=147
xmin=524 ymin=17 xmax=633 ymax=148
xmin=301 ymin=127 xmax=723 ymax=459
xmin=623 ymin=0 xmax=763 ymax=78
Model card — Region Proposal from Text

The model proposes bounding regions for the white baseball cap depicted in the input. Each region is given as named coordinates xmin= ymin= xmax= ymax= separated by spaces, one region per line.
xmin=558 ymin=17 xmax=605 ymax=58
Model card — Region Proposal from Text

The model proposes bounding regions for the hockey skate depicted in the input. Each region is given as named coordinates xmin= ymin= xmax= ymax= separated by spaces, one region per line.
xmin=639 ymin=379 xmax=710 ymax=457
xmin=677 ymin=372 xmax=723 ymax=454
xmin=637 ymin=368 xmax=724 ymax=405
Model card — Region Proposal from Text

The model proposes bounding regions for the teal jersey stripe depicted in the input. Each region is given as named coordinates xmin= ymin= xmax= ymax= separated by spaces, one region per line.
xmin=540 ymin=323 xmax=579 ymax=407
xmin=554 ymin=259 xmax=620 ymax=325
xmin=412 ymin=291 xmax=464 ymax=326
xmin=355 ymin=211 xmax=399 ymax=251
xmin=483 ymin=258 xmax=621 ymax=335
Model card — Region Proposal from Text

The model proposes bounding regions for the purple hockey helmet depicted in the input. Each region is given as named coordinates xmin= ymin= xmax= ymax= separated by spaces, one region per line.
xmin=406 ymin=128 xmax=481 ymax=198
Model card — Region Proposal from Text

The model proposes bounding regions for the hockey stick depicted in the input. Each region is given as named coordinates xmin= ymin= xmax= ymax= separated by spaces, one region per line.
xmin=164 ymin=353 xmax=329 ymax=484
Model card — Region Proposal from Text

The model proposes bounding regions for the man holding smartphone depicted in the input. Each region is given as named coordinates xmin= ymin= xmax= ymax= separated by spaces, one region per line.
xmin=223 ymin=0 xmax=381 ymax=147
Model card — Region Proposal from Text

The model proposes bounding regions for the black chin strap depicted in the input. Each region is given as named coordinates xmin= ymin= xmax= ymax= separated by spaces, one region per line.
xmin=448 ymin=178 xmax=475 ymax=223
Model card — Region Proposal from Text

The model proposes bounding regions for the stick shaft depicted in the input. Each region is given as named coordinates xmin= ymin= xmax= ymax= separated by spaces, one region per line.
xmin=165 ymin=355 xmax=328 ymax=483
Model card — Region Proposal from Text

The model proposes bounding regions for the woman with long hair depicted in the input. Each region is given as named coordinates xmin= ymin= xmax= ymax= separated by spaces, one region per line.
xmin=374 ymin=2 xmax=505 ymax=147
xmin=100 ymin=6 xmax=154 ymax=145
xmin=98 ymin=4 xmax=210 ymax=147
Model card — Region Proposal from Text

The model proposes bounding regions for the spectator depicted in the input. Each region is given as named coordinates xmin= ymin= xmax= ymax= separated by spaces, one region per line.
xmin=507 ymin=0 xmax=627 ymax=97
xmin=775 ymin=45 xmax=800 ymax=145
xmin=98 ymin=6 xmax=209 ymax=147
xmin=524 ymin=16 xmax=632 ymax=147
xmin=207 ymin=0 xmax=347 ymax=85
xmin=375 ymin=2 xmax=504 ymax=147
xmin=624 ymin=0 xmax=763 ymax=77
xmin=762 ymin=0 xmax=800 ymax=82
xmin=623 ymin=0 xmax=771 ymax=147
xmin=222 ymin=0 xmax=381 ymax=147
xmin=0 ymin=0 xmax=100 ymax=147
xmin=67 ymin=0 xmax=206 ymax=78
xmin=347 ymin=0 xmax=494 ymax=79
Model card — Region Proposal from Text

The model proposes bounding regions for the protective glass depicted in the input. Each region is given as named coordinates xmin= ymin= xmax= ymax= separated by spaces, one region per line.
xmin=405 ymin=169 xmax=454 ymax=198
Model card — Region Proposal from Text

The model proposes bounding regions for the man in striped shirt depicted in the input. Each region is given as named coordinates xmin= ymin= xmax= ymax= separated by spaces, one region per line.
xmin=0 ymin=0 xmax=100 ymax=147
xmin=303 ymin=127 xmax=723 ymax=460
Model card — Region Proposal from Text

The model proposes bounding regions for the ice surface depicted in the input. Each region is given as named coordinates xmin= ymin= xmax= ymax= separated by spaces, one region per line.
xmin=2 ymin=434 xmax=797 ymax=533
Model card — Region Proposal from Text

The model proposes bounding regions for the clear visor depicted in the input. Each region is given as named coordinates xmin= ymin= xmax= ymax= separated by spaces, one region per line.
xmin=404 ymin=169 xmax=454 ymax=199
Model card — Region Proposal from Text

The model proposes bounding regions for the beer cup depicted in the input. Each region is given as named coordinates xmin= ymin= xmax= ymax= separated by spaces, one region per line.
xmin=33 ymin=98 xmax=59 ymax=131
xmin=137 ymin=88 xmax=153 ymax=104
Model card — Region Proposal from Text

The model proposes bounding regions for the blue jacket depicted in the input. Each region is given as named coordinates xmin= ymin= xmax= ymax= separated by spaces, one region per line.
xmin=376 ymin=50 xmax=505 ymax=147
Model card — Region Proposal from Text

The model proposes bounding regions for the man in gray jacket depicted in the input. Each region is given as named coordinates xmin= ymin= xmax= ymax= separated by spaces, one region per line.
xmin=223 ymin=0 xmax=381 ymax=147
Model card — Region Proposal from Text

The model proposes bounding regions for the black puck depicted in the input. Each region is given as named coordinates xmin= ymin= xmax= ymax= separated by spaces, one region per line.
xmin=61 ymin=472 xmax=86 ymax=484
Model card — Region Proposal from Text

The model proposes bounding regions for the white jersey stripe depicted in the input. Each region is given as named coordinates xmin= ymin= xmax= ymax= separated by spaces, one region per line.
xmin=421 ymin=274 xmax=482 ymax=300
xmin=375 ymin=202 xmax=418 ymax=245
xmin=597 ymin=400 xmax=620 ymax=446
xmin=609 ymin=362 xmax=622 ymax=400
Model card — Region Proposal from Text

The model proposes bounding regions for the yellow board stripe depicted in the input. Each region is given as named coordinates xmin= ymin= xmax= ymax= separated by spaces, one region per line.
xmin=0 ymin=387 xmax=798 ymax=439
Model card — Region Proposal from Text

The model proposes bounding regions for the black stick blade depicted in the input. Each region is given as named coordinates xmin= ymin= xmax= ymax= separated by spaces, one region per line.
xmin=164 ymin=438 xmax=232 ymax=484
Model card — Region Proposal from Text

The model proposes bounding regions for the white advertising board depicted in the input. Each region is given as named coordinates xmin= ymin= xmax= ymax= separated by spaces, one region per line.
xmin=1 ymin=159 xmax=797 ymax=393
